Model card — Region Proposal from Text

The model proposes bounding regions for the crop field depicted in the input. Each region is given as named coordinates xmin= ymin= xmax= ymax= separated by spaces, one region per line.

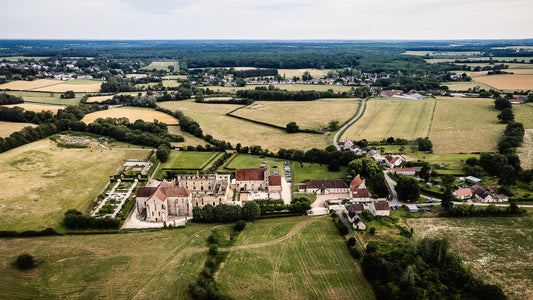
xmin=231 ymin=98 xmax=360 ymax=130
xmin=342 ymin=98 xmax=436 ymax=142
xmin=167 ymin=125 xmax=210 ymax=147
xmin=5 ymin=103 xmax=65 ymax=113
xmin=1 ymin=91 xmax=83 ymax=105
xmin=0 ymin=139 xmax=149 ymax=231
xmin=158 ymin=100 xmax=331 ymax=151
xmin=428 ymin=97 xmax=505 ymax=153
xmin=33 ymin=79 xmax=102 ymax=93
xmin=81 ymin=107 xmax=179 ymax=125
xmin=442 ymin=81 xmax=497 ymax=91
xmin=85 ymin=95 xmax=113 ymax=102
xmin=160 ymin=151 xmax=220 ymax=169
xmin=514 ymin=103 xmax=533 ymax=129
xmin=142 ymin=61 xmax=180 ymax=71
xmin=0 ymin=79 xmax=61 ymax=91
xmin=517 ymin=129 xmax=533 ymax=169
xmin=472 ymin=74 xmax=533 ymax=90
xmin=208 ymin=84 xmax=354 ymax=94
xmin=217 ymin=216 xmax=375 ymax=299
xmin=0 ymin=224 xmax=213 ymax=299
xmin=0 ymin=121 xmax=36 ymax=137
xmin=408 ymin=215 xmax=533 ymax=299
xmin=278 ymin=68 xmax=331 ymax=78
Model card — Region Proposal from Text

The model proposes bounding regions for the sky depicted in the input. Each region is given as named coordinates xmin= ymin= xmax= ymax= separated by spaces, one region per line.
xmin=0 ymin=0 xmax=532 ymax=40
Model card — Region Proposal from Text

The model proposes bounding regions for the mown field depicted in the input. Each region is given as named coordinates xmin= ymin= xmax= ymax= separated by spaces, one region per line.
xmin=0 ymin=79 xmax=102 ymax=93
xmin=207 ymin=84 xmax=354 ymax=94
xmin=217 ymin=216 xmax=375 ymax=299
xmin=167 ymin=125 xmax=211 ymax=147
xmin=231 ymin=98 xmax=360 ymax=131
xmin=81 ymin=107 xmax=179 ymax=125
xmin=408 ymin=215 xmax=533 ymax=300
xmin=2 ymin=91 xmax=84 ymax=105
xmin=428 ymin=97 xmax=505 ymax=153
xmin=160 ymin=151 xmax=220 ymax=169
xmin=472 ymin=74 xmax=533 ymax=90
xmin=0 ymin=139 xmax=149 ymax=231
xmin=342 ymin=98 xmax=436 ymax=142
xmin=158 ymin=100 xmax=331 ymax=151
xmin=5 ymin=103 xmax=65 ymax=113
xmin=0 ymin=121 xmax=36 ymax=138
xmin=142 ymin=61 xmax=180 ymax=71
xmin=0 ymin=225 xmax=213 ymax=299
xmin=278 ymin=68 xmax=331 ymax=78
xmin=442 ymin=81 xmax=497 ymax=92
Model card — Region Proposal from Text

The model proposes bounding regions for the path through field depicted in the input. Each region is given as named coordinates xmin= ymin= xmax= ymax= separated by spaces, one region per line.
xmin=334 ymin=97 xmax=368 ymax=150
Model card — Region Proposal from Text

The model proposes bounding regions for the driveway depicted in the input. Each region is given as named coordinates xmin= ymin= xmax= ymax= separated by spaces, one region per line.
xmin=383 ymin=171 xmax=399 ymax=206
xmin=333 ymin=97 xmax=369 ymax=150
xmin=280 ymin=176 xmax=292 ymax=205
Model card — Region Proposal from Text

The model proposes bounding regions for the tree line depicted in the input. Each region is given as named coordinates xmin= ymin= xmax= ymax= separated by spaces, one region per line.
xmin=0 ymin=93 xmax=24 ymax=105
xmin=236 ymin=87 xmax=350 ymax=101
xmin=231 ymin=68 xmax=278 ymax=78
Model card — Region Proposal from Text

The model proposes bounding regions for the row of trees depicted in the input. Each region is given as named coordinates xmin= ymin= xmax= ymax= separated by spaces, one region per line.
xmin=192 ymin=202 xmax=262 ymax=223
xmin=0 ymin=93 xmax=24 ymax=105
xmin=236 ymin=87 xmax=349 ymax=101
xmin=63 ymin=209 xmax=120 ymax=230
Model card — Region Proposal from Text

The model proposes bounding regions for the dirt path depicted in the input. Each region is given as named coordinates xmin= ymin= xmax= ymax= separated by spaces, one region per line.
xmin=219 ymin=217 xmax=319 ymax=251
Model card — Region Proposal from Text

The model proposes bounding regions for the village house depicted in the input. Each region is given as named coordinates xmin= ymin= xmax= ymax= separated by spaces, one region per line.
xmin=350 ymin=175 xmax=372 ymax=201
xmin=135 ymin=180 xmax=192 ymax=222
xmin=268 ymin=175 xmax=282 ymax=194
xmin=471 ymin=186 xmax=494 ymax=202
xmin=299 ymin=179 xmax=349 ymax=195
xmin=235 ymin=168 xmax=270 ymax=192
xmin=369 ymin=201 xmax=390 ymax=216
xmin=175 ymin=173 xmax=231 ymax=207
xmin=392 ymin=168 xmax=416 ymax=176
xmin=384 ymin=155 xmax=402 ymax=168
xmin=453 ymin=187 xmax=473 ymax=200
xmin=345 ymin=203 xmax=364 ymax=222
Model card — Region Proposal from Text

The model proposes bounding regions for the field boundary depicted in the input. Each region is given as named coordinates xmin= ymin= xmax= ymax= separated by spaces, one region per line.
xmin=425 ymin=99 xmax=438 ymax=137
xmin=226 ymin=107 xmax=322 ymax=134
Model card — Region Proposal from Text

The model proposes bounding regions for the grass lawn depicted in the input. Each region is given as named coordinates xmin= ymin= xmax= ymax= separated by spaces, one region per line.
xmin=408 ymin=214 xmax=533 ymax=299
xmin=225 ymin=153 xmax=288 ymax=170
xmin=231 ymin=98 xmax=360 ymax=131
xmin=167 ymin=125 xmax=211 ymax=147
xmin=142 ymin=61 xmax=180 ymax=71
xmin=428 ymin=97 xmax=505 ymax=153
xmin=442 ymin=81 xmax=497 ymax=92
xmin=160 ymin=151 xmax=220 ymax=169
xmin=0 ymin=139 xmax=150 ymax=231
xmin=2 ymin=91 xmax=84 ymax=105
xmin=0 ymin=121 xmax=36 ymax=138
xmin=0 ymin=224 xmax=213 ymax=299
xmin=81 ymin=107 xmax=179 ymax=125
xmin=158 ymin=100 xmax=331 ymax=151
xmin=342 ymin=98 xmax=436 ymax=142
xmin=217 ymin=216 xmax=375 ymax=299
xmin=514 ymin=102 xmax=533 ymax=129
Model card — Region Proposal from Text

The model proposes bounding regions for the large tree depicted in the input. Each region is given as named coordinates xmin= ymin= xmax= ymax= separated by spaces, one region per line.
xmin=497 ymin=107 xmax=515 ymax=124
xmin=241 ymin=201 xmax=261 ymax=221
xmin=395 ymin=176 xmax=420 ymax=201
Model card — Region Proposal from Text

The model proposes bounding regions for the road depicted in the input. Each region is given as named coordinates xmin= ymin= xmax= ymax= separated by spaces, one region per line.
xmin=383 ymin=171 xmax=399 ymax=206
xmin=333 ymin=97 xmax=369 ymax=150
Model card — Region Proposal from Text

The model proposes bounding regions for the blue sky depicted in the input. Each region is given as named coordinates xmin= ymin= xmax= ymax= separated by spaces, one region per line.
xmin=0 ymin=0 xmax=531 ymax=39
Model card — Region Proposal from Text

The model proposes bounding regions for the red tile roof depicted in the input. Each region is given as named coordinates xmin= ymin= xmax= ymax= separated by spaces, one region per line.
xmin=235 ymin=168 xmax=266 ymax=181
xmin=269 ymin=175 xmax=281 ymax=186
xmin=393 ymin=168 xmax=416 ymax=172
xmin=305 ymin=179 xmax=348 ymax=189
xmin=136 ymin=181 xmax=190 ymax=202
xmin=453 ymin=188 xmax=472 ymax=198
xmin=136 ymin=187 xmax=158 ymax=198
xmin=351 ymin=175 xmax=363 ymax=189
xmin=352 ymin=188 xmax=371 ymax=199
xmin=161 ymin=186 xmax=190 ymax=197
xmin=374 ymin=202 xmax=390 ymax=210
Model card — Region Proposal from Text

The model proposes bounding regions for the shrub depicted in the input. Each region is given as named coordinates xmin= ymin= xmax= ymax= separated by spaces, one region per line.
xmin=369 ymin=227 xmax=376 ymax=235
xmin=347 ymin=237 xmax=356 ymax=247
xmin=349 ymin=246 xmax=362 ymax=259
xmin=208 ymin=244 xmax=219 ymax=256
xmin=234 ymin=220 xmax=246 ymax=232
xmin=15 ymin=254 xmax=35 ymax=270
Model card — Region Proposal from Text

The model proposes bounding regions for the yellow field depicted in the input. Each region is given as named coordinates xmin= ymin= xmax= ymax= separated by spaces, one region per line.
xmin=125 ymin=73 xmax=147 ymax=78
xmin=508 ymin=69 xmax=533 ymax=75
xmin=212 ymin=84 xmax=353 ymax=94
xmin=0 ymin=91 xmax=82 ymax=105
xmin=231 ymin=98 xmax=360 ymax=130
xmin=342 ymin=98 xmax=436 ymax=142
xmin=443 ymin=81 xmax=497 ymax=91
xmin=33 ymin=80 xmax=102 ymax=93
xmin=0 ymin=139 xmax=149 ymax=231
xmin=514 ymin=103 xmax=533 ymax=129
xmin=0 ymin=121 xmax=36 ymax=138
xmin=428 ymin=97 xmax=505 ymax=153
xmin=81 ymin=107 xmax=179 ymax=125
xmin=473 ymin=74 xmax=533 ymax=90
xmin=86 ymin=95 xmax=113 ymax=103
xmin=0 ymin=79 xmax=61 ymax=90
xmin=158 ymin=100 xmax=331 ymax=151
xmin=5 ymin=103 xmax=65 ymax=113
xmin=278 ymin=68 xmax=331 ymax=78
xmin=142 ymin=61 xmax=180 ymax=71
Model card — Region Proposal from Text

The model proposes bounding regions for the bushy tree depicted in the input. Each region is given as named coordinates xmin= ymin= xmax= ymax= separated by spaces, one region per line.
xmin=15 ymin=253 xmax=35 ymax=270
xmin=497 ymin=107 xmax=515 ymax=123
xmin=156 ymin=144 xmax=170 ymax=162
xmin=395 ymin=176 xmax=420 ymax=201
xmin=286 ymin=121 xmax=299 ymax=133
xmin=417 ymin=137 xmax=433 ymax=152
xmin=241 ymin=201 xmax=260 ymax=221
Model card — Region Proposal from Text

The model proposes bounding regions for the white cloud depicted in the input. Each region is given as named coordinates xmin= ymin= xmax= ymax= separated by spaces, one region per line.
xmin=0 ymin=0 xmax=531 ymax=39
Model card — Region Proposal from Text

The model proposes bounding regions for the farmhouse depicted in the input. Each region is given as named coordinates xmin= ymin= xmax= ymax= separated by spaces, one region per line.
xmin=384 ymin=155 xmax=402 ymax=168
xmin=350 ymin=175 xmax=372 ymax=201
xmin=392 ymin=168 xmax=416 ymax=176
xmin=235 ymin=168 xmax=270 ymax=192
xmin=369 ymin=201 xmax=390 ymax=216
xmin=136 ymin=180 xmax=192 ymax=222
xmin=300 ymin=179 xmax=349 ymax=195
xmin=453 ymin=187 xmax=473 ymax=200
xmin=346 ymin=203 xmax=364 ymax=221
xmin=471 ymin=186 xmax=494 ymax=202
xmin=175 ymin=173 xmax=231 ymax=207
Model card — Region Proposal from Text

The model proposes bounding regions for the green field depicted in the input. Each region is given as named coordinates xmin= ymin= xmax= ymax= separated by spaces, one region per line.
xmin=158 ymin=100 xmax=331 ymax=151
xmin=408 ymin=215 xmax=533 ymax=299
xmin=206 ymin=84 xmax=354 ymax=93
xmin=442 ymin=81 xmax=498 ymax=92
xmin=0 ymin=139 xmax=150 ymax=231
xmin=167 ymin=125 xmax=212 ymax=147
xmin=217 ymin=216 xmax=375 ymax=299
xmin=142 ymin=61 xmax=180 ymax=71
xmin=3 ymin=91 xmax=83 ymax=105
xmin=160 ymin=151 xmax=220 ymax=169
xmin=231 ymin=98 xmax=360 ymax=131
xmin=0 ymin=225 xmax=213 ymax=299
xmin=342 ymin=98 xmax=436 ymax=142
xmin=0 ymin=121 xmax=36 ymax=138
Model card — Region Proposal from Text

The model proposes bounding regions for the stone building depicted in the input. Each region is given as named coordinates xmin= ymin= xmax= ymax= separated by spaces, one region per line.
xmin=235 ymin=168 xmax=270 ymax=192
xmin=175 ymin=173 xmax=232 ymax=207
xmin=136 ymin=180 xmax=192 ymax=222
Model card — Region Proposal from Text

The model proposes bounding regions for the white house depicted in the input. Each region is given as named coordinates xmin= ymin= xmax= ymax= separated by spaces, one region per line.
xmin=369 ymin=202 xmax=390 ymax=216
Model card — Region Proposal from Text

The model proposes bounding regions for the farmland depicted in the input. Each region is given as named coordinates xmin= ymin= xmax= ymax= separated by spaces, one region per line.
xmin=0 ymin=139 xmax=149 ymax=231
xmin=428 ymin=97 xmax=505 ymax=153
xmin=1 ymin=91 xmax=84 ymax=105
xmin=408 ymin=215 xmax=533 ymax=300
xmin=167 ymin=125 xmax=211 ymax=147
xmin=142 ymin=61 xmax=180 ymax=71
xmin=0 ymin=79 xmax=61 ymax=91
xmin=206 ymin=84 xmax=354 ymax=94
xmin=160 ymin=151 xmax=221 ymax=169
xmin=512 ymin=102 xmax=533 ymax=129
xmin=0 ymin=121 xmax=36 ymax=137
xmin=217 ymin=216 xmax=375 ymax=299
xmin=0 ymin=224 xmax=213 ymax=299
xmin=81 ymin=107 xmax=179 ymax=125
xmin=0 ymin=79 xmax=102 ymax=93
xmin=231 ymin=98 xmax=360 ymax=130
xmin=158 ymin=100 xmax=332 ymax=151
xmin=5 ymin=103 xmax=65 ymax=113
xmin=472 ymin=74 xmax=533 ymax=90
xmin=442 ymin=81 xmax=496 ymax=92
xmin=342 ymin=98 xmax=436 ymax=142
xmin=278 ymin=68 xmax=331 ymax=78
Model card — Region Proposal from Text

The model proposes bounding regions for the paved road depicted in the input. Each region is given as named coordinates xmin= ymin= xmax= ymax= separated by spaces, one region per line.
xmin=383 ymin=171 xmax=399 ymax=206
xmin=333 ymin=97 xmax=369 ymax=150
